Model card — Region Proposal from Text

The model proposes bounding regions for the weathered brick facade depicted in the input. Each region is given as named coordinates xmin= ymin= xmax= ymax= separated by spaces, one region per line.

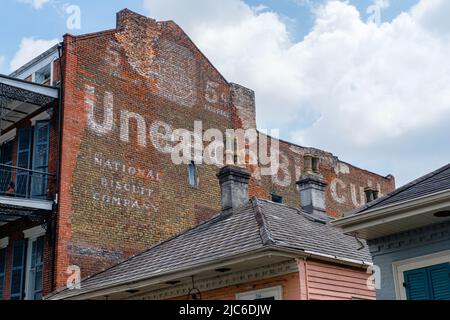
xmin=53 ymin=9 xmax=394 ymax=290
xmin=1 ymin=9 xmax=395 ymax=299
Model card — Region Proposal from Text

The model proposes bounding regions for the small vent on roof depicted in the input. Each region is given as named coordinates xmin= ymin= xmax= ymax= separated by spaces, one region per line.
xmin=364 ymin=187 xmax=379 ymax=203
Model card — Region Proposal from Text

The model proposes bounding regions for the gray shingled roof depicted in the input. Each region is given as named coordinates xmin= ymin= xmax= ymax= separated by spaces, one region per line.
xmin=348 ymin=163 xmax=450 ymax=216
xmin=48 ymin=198 xmax=371 ymax=300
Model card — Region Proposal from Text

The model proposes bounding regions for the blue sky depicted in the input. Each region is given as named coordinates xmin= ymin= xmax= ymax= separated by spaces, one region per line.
xmin=1 ymin=0 xmax=449 ymax=187
xmin=0 ymin=0 xmax=418 ymax=73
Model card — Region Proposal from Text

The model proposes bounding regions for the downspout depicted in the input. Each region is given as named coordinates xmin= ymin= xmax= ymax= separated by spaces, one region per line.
xmin=51 ymin=41 xmax=64 ymax=293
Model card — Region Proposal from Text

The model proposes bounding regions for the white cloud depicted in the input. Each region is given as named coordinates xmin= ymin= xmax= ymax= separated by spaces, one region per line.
xmin=411 ymin=0 xmax=450 ymax=37
xmin=10 ymin=37 xmax=59 ymax=72
xmin=374 ymin=0 xmax=390 ymax=10
xmin=143 ymin=0 xmax=450 ymax=186
xmin=17 ymin=0 xmax=50 ymax=10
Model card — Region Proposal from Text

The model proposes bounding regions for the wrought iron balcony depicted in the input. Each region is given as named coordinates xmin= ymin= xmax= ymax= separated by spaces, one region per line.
xmin=0 ymin=163 xmax=55 ymax=214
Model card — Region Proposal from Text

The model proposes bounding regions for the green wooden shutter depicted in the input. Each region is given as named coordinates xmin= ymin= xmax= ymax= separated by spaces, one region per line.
xmin=428 ymin=263 xmax=450 ymax=300
xmin=16 ymin=127 xmax=32 ymax=197
xmin=404 ymin=263 xmax=450 ymax=300
xmin=0 ymin=247 xmax=6 ymax=300
xmin=404 ymin=268 xmax=430 ymax=300
xmin=10 ymin=240 xmax=26 ymax=300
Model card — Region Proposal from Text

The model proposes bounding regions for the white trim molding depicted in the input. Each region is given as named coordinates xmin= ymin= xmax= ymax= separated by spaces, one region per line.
xmin=392 ymin=250 xmax=450 ymax=300
xmin=332 ymin=189 xmax=450 ymax=240
xmin=0 ymin=237 xmax=9 ymax=249
xmin=236 ymin=286 xmax=283 ymax=300
xmin=132 ymin=260 xmax=297 ymax=301
xmin=0 ymin=129 xmax=17 ymax=145
xmin=23 ymin=225 xmax=46 ymax=239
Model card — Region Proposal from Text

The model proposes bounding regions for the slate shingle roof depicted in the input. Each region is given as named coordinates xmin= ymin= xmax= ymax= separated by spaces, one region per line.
xmin=348 ymin=163 xmax=450 ymax=216
xmin=48 ymin=198 xmax=371 ymax=300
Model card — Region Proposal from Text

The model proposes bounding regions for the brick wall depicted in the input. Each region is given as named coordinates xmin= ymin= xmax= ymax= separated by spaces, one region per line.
xmin=55 ymin=10 xmax=235 ymax=288
xmin=53 ymin=9 xmax=395 ymax=290
xmin=252 ymin=139 xmax=396 ymax=218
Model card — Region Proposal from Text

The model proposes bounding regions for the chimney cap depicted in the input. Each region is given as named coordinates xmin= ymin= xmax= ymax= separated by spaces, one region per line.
xmin=217 ymin=165 xmax=251 ymax=183
xmin=296 ymin=174 xmax=327 ymax=187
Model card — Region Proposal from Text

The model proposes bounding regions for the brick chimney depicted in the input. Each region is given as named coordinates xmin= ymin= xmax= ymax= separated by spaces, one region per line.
xmin=217 ymin=165 xmax=251 ymax=213
xmin=296 ymin=155 xmax=328 ymax=219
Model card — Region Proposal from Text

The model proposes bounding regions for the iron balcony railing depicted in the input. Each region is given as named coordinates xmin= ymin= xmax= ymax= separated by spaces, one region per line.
xmin=0 ymin=163 xmax=56 ymax=201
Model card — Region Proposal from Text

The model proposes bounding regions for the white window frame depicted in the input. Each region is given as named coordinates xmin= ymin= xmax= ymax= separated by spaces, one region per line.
xmin=392 ymin=250 xmax=450 ymax=300
xmin=30 ymin=111 xmax=51 ymax=126
xmin=15 ymin=50 xmax=58 ymax=85
xmin=236 ymin=286 xmax=283 ymax=300
xmin=23 ymin=225 xmax=46 ymax=300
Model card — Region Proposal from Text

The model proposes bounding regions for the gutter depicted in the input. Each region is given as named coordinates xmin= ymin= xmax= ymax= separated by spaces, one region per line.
xmin=302 ymin=250 xmax=372 ymax=268
xmin=51 ymin=41 xmax=64 ymax=293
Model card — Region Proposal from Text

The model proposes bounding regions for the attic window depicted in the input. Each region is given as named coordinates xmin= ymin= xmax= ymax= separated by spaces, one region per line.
xmin=188 ymin=161 xmax=199 ymax=188
xmin=271 ymin=194 xmax=283 ymax=204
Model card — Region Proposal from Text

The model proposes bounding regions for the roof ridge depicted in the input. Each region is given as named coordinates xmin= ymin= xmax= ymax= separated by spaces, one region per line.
xmin=348 ymin=162 xmax=450 ymax=216
xmin=251 ymin=197 xmax=275 ymax=246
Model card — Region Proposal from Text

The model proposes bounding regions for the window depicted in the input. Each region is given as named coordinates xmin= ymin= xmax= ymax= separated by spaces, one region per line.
xmin=23 ymin=226 xmax=46 ymax=300
xmin=271 ymin=194 xmax=283 ymax=204
xmin=8 ymin=226 xmax=47 ymax=300
xmin=394 ymin=250 xmax=450 ymax=300
xmin=16 ymin=128 xmax=32 ymax=197
xmin=188 ymin=161 xmax=199 ymax=188
xmin=236 ymin=286 xmax=283 ymax=300
xmin=31 ymin=121 xmax=50 ymax=199
xmin=26 ymin=236 xmax=45 ymax=300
